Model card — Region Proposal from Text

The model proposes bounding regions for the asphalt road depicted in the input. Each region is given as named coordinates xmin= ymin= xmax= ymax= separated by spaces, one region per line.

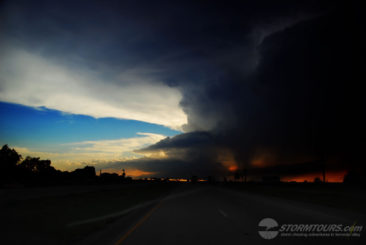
xmin=84 ymin=186 xmax=366 ymax=245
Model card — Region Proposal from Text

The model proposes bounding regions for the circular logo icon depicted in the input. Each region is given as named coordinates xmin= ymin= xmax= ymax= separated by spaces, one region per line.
xmin=258 ymin=218 xmax=279 ymax=239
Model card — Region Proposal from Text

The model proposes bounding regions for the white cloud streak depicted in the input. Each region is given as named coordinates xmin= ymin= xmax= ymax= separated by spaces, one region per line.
xmin=0 ymin=48 xmax=187 ymax=130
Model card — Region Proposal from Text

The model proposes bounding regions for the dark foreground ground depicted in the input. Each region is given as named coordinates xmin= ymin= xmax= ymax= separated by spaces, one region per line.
xmin=1 ymin=183 xmax=365 ymax=244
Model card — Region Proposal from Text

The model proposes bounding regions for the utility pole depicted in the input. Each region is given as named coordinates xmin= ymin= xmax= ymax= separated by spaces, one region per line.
xmin=122 ymin=169 xmax=126 ymax=178
xmin=321 ymin=154 xmax=326 ymax=183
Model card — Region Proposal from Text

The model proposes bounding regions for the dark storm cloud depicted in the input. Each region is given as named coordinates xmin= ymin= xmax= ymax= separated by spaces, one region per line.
xmin=0 ymin=0 xmax=331 ymax=83
xmin=106 ymin=158 xmax=227 ymax=178
xmin=138 ymin=132 xmax=215 ymax=151
xmin=131 ymin=132 xmax=225 ymax=177
xmin=124 ymin=0 xmax=365 ymax=178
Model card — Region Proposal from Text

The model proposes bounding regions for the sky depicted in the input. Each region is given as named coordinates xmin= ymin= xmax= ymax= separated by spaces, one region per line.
xmin=0 ymin=0 xmax=364 ymax=180
xmin=0 ymin=102 xmax=180 ymax=174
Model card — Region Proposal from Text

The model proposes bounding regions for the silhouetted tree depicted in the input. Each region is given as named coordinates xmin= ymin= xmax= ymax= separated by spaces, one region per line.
xmin=0 ymin=145 xmax=22 ymax=184
xmin=71 ymin=166 xmax=96 ymax=183
xmin=17 ymin=157 xmax=57 ymax=184
xmin=0 ymin=145 xmax=22 ymax=168
xmin=19 ymin=157 xmax=51 ymax=173
xmin=100 ymin=172 xmax=120 ymax=183
xmin=0 ymin=144 xmax=138 ymax=186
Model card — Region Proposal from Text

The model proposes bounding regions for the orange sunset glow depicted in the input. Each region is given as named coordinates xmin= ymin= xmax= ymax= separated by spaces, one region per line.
xmin=228 ymin=165 xmax=238 ymax=172
xmin=281 ymin=170 xmax=347 ymax=183
xmin=99 ymin=168 xmax=156 ymax=178
xmin=218 ymin=149 xmax=239 ymax=173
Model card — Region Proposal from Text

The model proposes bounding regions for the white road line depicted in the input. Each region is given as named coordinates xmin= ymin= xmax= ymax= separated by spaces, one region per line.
xmin=218 ymin=208 xmax=228 ymax=218
xmin=67 ymin=199 xmax=157 ymax=227
xmin=67 ymin=187 xmax=206 ymax=227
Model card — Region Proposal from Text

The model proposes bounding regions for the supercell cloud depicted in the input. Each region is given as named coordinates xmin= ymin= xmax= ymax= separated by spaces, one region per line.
xmin=0 ymin=0 xmax=364 ymax=178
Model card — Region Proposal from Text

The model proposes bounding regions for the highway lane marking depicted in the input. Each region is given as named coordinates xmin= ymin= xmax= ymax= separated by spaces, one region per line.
xmin=114 ymin=200 xmax=164 ymax=245
xmin=67 ymin=199 xmax=157 ymax=227
xmin=218 ymin=208 xmax=228 ymax=218
xmin=113 ymin=188 xmax=206 ymax=244
xmin=67 ymin=187 xmax=205 ymax=227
